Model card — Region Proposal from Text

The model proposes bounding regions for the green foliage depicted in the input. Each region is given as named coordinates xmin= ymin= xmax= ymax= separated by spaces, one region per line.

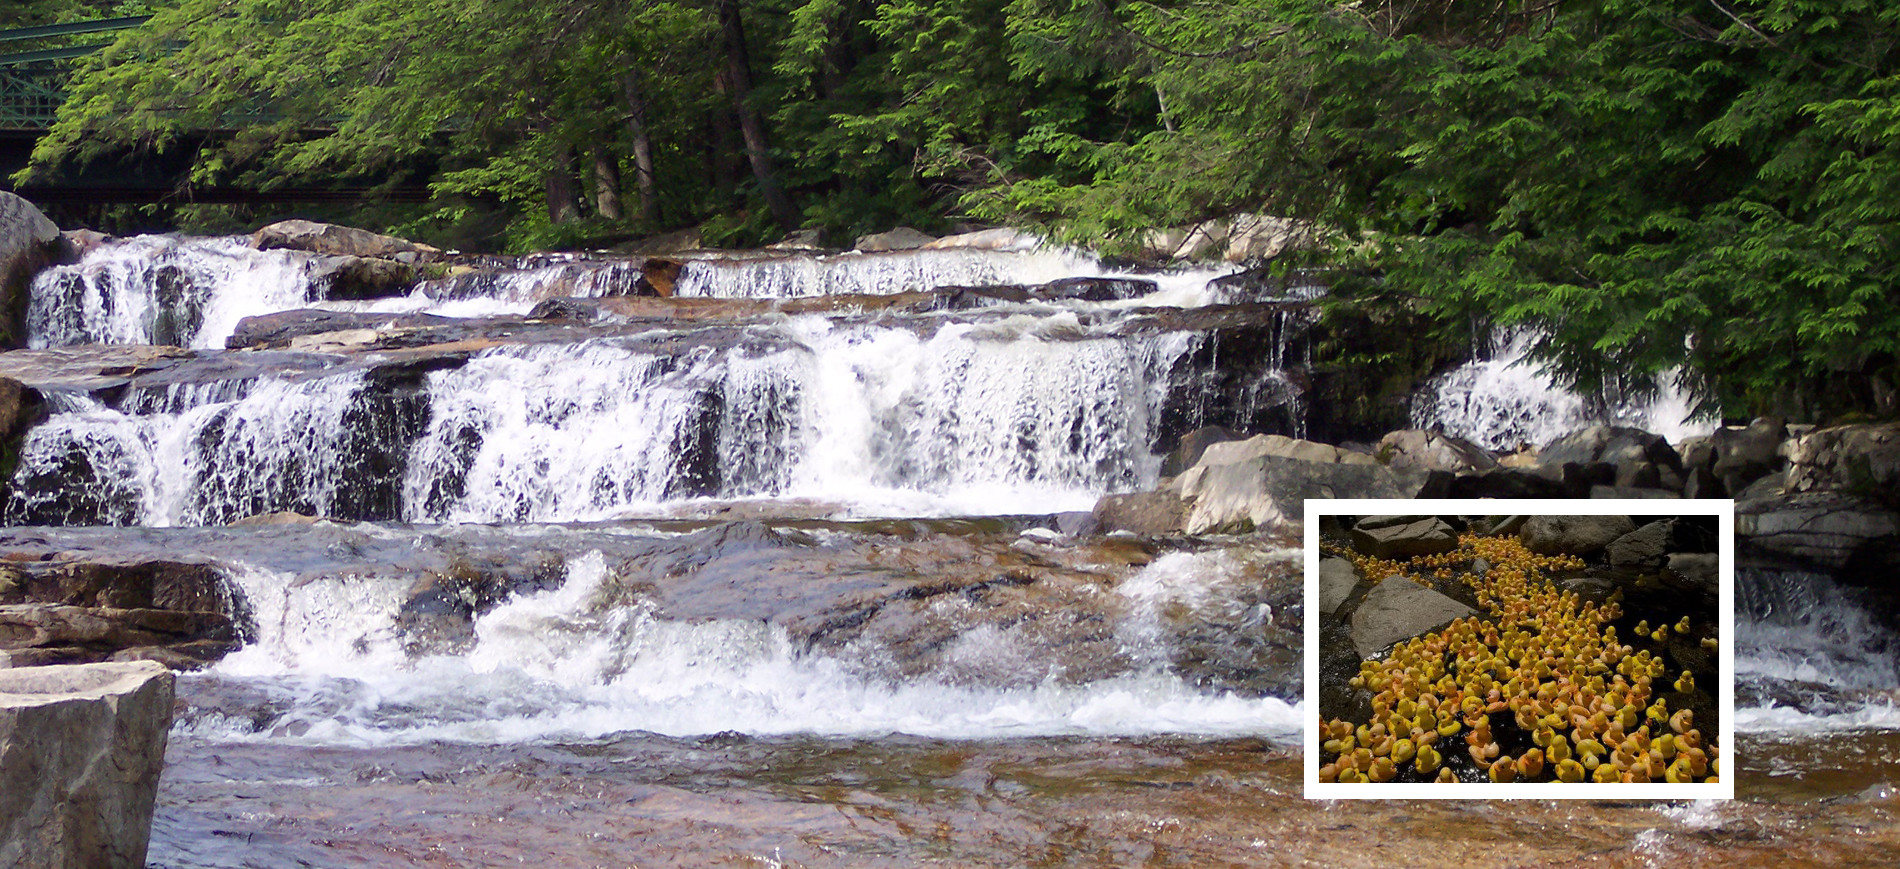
xmin=25 ymin=0 xmax=1900 ymax=418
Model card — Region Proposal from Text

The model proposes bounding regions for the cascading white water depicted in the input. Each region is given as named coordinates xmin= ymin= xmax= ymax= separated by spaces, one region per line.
xmin=672 ymin=247 xmax=1104 ymax=298
xmin=194 ymin=548 xmax=1302 ymax=745
xmin=1735 ymin=567 xmax=1900 ymax=731
xmin=5 ymin=373 xmax=371 ymax=526
xmin=405 ymin=317 xmax=1196 ymax=522
xmin=27 ymin=235 xmax=329 ymax=349
xmin=11 ymin=315 xmax=1202 ymax=524
xmin=1412 ymin=329 xmax=1717 ymax=450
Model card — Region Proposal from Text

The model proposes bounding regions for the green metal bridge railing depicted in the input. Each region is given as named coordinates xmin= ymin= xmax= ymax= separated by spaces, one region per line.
xmin=0 ymin=16 xmax=151 ymax=130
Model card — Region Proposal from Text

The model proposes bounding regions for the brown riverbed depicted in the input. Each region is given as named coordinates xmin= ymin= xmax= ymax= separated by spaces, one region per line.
xmin=148 ymin=730 xmax=1900 ymax=868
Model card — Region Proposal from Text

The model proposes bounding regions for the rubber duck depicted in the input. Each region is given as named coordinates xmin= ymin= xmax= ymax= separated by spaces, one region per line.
xmin=1415 ymin=742 xmax=1442 ymax=775
xmin=1392 ymin=738 xmax=1416 ymax=764
xmin=1516 ymin=748 xmax=1545 ymax=779
xmin=1489 ymin=755 xmax=1517 ymax=782
xmin=1369 ymin=756 xmax=1398 ymax=782
xmin=1674 ymin=616 xmax=1691 ymax=634
xmin=1436 ymin=767 xmax=1458 ymax=783
xmin=1556 ymin=758 xmax=1587 ymax=782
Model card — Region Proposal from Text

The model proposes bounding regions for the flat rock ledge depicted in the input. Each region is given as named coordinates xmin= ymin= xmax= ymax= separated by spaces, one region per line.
xmin=0 ymin=661 xmax=175 ymax=869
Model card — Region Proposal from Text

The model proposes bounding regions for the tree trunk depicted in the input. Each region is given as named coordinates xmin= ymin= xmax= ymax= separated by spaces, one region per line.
xmin=593 ymin=148 xmax=623 ymax=220
xmin=546 ymin=141 xmax=582 ymax=224
xmin=717 ymin=0 xmax=797 ymax=233
xmin=620 ymin=73 xmax=660 ymax=226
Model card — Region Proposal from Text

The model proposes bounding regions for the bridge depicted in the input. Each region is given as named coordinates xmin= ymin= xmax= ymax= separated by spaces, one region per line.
xmin=0 ymin=15 xmax=430 ymax=209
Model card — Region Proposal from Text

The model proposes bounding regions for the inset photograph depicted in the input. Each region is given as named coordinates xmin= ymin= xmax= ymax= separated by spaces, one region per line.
xmin=1306 ymin=501 xmax=1733 ymax=798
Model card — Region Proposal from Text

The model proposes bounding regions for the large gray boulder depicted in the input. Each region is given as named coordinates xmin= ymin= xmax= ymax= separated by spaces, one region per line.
xmin=0 ymin=661 xmax=175 ymax=869
xmin=1784 ymin=422 xmax=1900 ymax=506
xmin=1711 ymin=418 xmax=1788 ymax=496
xmin=1174 ymin=451 xmax=1424 ymax=534
xmin=1737 ymin=492 xmax=1900 ymax=569
xmin=1349 ymin=576 xmax=1474 ymax=659
xmin=1350 ymin=515 xmax=1459 ymax=559
xmin=1318 ymin=557 xmax=1359 ymax=616
xmin=1521 ymin=514 xmax=1637 ymax=555
xmin=0 ymin=192 xmax=62 ymax=348
xmin=252 ymin=219 xmax=443 ymax=263
xmin=1376 ymin=429 xmax=1498 ymax=474
xmin=854 ymin=227 xmax=936 ymax=252
xmin=1606 ymin=519 xmax=1675 ymax=567
xmin=1538 ymin=425 xmax=1684 ymax=490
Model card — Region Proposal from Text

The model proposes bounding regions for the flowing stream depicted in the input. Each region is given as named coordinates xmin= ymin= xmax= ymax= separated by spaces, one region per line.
xmin=4 ymin=233 xmax=1894 ymax=867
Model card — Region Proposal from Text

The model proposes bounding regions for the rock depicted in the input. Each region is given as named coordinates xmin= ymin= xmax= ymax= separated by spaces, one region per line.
xmin=227 ymin=309 xmax=459 ymax=350
xmin=0 ymin=605 xmax=238 ymax=668
xmin=766 ymin=228 xmax=825 ymax=250
xmin=1446 ymin=469 xmax=1572 ymax=500
xmin=1205 ymin=267 xmax=1329 ymax=303
xmin=1350 ymin=516 xmax=1459 ymax=559
xmin=613 ymin=226 xmax=703 ymax=255
xmin=1470 ymin=515 xmax=1528 ymax=537
xmin=1349 ymin=576 xmax=1475 ymax=659
xmin=1737 ymin=492 xmax=1900 ymax=570
xmin=1710 ymin=417 xmax=1787 ymax=495
xmin=0 ymin=192 xmax=63 ymax=348
xmin=1784 ymin=422 xmax=1900 ymax=507
xmin=0 ymin=375 xmax=44 ymax=443
xmin=1195 ymin=434 xmax=1380 ymax=468
xmin=1520 ymin=515 xmax=1637 ymax=556
xmin=0 ymin=558 xmax=248 ymax=668
xmin=251 ymin=219 xmax=442 ymax=262
xmin=1375 ymin=429 xmax=1498 ymax=474
xmin=1588 ymin=485 xmax=1681 ymax=499
xmin=1318 ymin=558 xmax=1359 ymax=616
xmin=1091 ymin=489 xmax=1188 ymax=536
xmin=1221 ymin=214 xmax=1318 ymax=263
xmin=1607 ymin=519 xmax=1676 ymax=567
xmin=920 ymin=227 xmax=1039 ymax=251
xmin=310 ymin=254 xmax=420 ymax=300
xmin=1159 ymin=425 xmax=1246 ymax=478
xmin=1667 ymin=553 xmax=1719 ymax=594
xmin=61 ymin=228 xmax=113 ymax=259
xmin=854 ymin=227 xmax=937 ymax=252
xmin=0 ymin=661 xmax=174 ymax=869
xmin=1174 ymin=453 xmax=1427 ymax=535
xmin=1538 ymin=425 xmax=1684 ymax=491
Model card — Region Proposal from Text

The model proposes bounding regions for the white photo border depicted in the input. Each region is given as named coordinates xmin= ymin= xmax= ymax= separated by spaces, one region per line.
xmin=1303 ymin=498 xmax=1736 ymax=800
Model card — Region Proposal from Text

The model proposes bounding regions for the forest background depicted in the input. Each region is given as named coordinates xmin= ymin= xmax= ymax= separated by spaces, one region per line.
xmin=2 ymin=0 xmax=1896 ymax=423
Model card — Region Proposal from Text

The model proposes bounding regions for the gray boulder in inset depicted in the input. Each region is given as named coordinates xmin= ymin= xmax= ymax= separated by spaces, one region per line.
xmin=1667 ymin=553 xmax=1720 ymax=594
xmin=1318 ymin=557 xmax=1359 ymax=616
xmin=1607 ymin=519 xmax=1674 ymax=567
xmin=1351 ymin=516 xmax=1458 ymax=560
xmin=0 ymin=661 xmax=175 ymax=869
xmin=1521 ymin=514 xmax=1637 ymax=555
xmin=1350 ymin=575 xmax=1474 ymax=659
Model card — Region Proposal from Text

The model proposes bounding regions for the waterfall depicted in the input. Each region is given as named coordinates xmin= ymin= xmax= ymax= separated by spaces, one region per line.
xmin=1735 ymin=566 xmax=1900 ymax=730
xmin=10 ymin=317 xmax=1202 ymax=525
xmin=1412 ymin=329 xmax=1716 ymax=450
xmin=5 ymin=373 xmax=380 ymax=526
xmin=406 ymin=318 xmax=1195 ymax=521
xmin=27 ymin=235 xmax=328 ymax=350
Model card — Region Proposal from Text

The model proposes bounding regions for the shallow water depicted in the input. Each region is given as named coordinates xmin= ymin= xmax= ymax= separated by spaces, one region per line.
xmin=149 ymin=731 xmax=1900 ymax=868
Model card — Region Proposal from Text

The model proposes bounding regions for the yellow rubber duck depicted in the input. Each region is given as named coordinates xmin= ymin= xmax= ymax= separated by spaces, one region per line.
xmin=1415 ymin=742 xmax=1442 ymax=775
xmin=1436 ymin=767 xmax=1458 ymax=783
xmin=1669 ymin=709 xmax=1694 ymax=734
xmin=1674 ymin=616 xmax=1691 ymax=634
xmin=1392 ymin=738 xmax=1416 ymax=764
xmin=1556 ymin=758 xmax=1587 ymax=782
xmin=1516 ymin=748 xmax=1545 ymax=780
xmin=1489 ymin=755 xmax=1517 ymax=782
xmin=1593 ymin=762 xmax=1621 ymax=783
xmin=1338 ymin=766 xmax=1365 ymax=783
xmin=1674 ymin=671 xmax=1695 ymax=694
xmin=1369 ymin=756 xmax=1398 ymax=783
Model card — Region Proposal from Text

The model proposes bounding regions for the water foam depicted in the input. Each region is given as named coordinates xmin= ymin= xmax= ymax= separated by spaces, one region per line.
xmin=191 ymin=551 xmax=1304 ymax=746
